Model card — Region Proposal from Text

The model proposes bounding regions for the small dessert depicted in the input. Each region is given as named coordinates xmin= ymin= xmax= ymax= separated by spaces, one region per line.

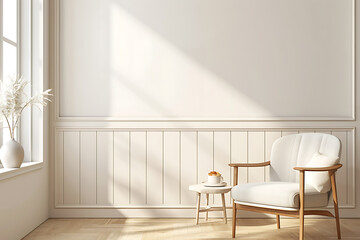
xmin=208 ymin=171 xmax=221 ymax=176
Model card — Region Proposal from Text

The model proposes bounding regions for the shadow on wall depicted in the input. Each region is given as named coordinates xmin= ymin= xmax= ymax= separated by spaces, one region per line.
xmin=107 ymin=0 xmax=271 ymax=119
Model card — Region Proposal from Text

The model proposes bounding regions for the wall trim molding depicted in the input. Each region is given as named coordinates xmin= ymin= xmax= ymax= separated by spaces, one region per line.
xmin=54 ymin=126 xmax=356 ymax=131
xmin=54 ymin=204 xmax=354 ymax=209
xmin=53 ymin=0 xmax=356 ymax=122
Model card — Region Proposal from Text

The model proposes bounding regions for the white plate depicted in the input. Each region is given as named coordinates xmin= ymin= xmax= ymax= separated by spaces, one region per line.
xmin=202 ymin=182 xmax=227 ymax=187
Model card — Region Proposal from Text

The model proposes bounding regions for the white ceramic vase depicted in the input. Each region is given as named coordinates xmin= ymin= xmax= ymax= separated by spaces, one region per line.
xmin=0 ymin=139 xmax=24 ymax=168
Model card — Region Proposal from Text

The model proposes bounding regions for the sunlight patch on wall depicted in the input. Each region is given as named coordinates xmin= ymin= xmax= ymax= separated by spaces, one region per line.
xmin=109 ymin=3 xmax=270 ymax=119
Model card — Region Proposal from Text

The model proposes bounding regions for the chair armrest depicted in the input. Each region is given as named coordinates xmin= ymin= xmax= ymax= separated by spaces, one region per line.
xmin=229 ymin=161 xmax=270 ymax=168
xmin=293 ymin=164 xmax=342 ymax=172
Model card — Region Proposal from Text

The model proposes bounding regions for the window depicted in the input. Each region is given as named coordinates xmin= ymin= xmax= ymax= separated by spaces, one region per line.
xmin=0 ymin=0 xmax=36 ymax=166
xmin=0 ymin=0 xmax=45 ymax=176
xmin=1 ymin=0 xmax=20 ymax=145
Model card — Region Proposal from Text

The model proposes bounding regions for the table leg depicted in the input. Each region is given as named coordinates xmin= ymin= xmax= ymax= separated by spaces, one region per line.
xmin=205 ymin=193 xmax=209 ymax=221
xmin=196 ymin=193 xmax=201 ymax=224
xmin=221 ymin=193 xmax=227 ymax=224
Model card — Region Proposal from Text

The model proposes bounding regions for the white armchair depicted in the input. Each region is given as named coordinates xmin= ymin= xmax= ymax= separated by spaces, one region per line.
xmin=229 ymin=133 xmax=342 ymax=240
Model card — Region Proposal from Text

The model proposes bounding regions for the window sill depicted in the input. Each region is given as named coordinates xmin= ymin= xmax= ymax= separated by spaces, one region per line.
xmin=0 ymin=162 xmax=44 ymax=181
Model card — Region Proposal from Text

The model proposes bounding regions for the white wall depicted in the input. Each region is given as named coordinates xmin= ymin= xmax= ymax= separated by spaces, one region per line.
xmin=58 ymin=0 xmax=353 ymax=120
xmin=50 ymin=0 xmax=360 ymax=218
xmin=0 ymin=167 xmax=48 ymax=240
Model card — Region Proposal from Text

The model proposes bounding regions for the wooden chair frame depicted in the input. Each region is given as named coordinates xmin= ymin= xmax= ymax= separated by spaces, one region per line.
xmin=229 ymin=161 xmax=342 ymax=240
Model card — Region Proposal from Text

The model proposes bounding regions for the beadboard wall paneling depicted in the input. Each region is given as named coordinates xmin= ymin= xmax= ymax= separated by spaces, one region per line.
xmin=146 ymin=132 xmax=163 ymax=205
xmin=130 ymin=132 xmax=147 ymax=205
xmin=80 ymin=132 xmax=97 ymax=205
xmin=63 ymin=132 xmax=80 ymax=204
xmin=163 ymin=132 xmax=180 ymax=205
xmin=114 ymin=131 xmax=130 ymax=205
xmin=55 ymin=128 xmax=355 ymax=209
xmin=96 ymin=132 xmax=114 ymax=205
xmin=180 ymin=131 xmax=197 ymax=206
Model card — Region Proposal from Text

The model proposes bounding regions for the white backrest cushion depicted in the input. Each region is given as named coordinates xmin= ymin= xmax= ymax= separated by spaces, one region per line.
xmin=305 ymin=153 xmax=339 ymax=193
xmin=269 ymin=133 xmax=341 ymax=185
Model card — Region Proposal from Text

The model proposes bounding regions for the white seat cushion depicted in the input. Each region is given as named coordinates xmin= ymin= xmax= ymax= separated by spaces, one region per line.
xmin=231 ymin=182 xmax=329 ymax=209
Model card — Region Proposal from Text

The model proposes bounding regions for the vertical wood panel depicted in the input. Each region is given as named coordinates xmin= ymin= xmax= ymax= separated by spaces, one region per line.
xmin=230 ymin=131 xmax=247 ymax=205
xmin=96 ymin=132 xmax=114 ymax=205
xmin=80 ymin=132 xmax=97 ymax=204
xmin=346 ymin=130 xmax=355 ymax=206
xmin=55 ymin=131 xmax=64 ymax=204
xmin=298 ymin=129 xmax=316 ymax=133
xmin=230 ymin=132 xmax=247 ymax=185
xmin=63 ymin=131 xmax=80 ymax=204
xmin=315 ymin=130 xmax=331 ymax=134
xmin=114 ymin=132 xmax=130 ymax=205
xmin=214 ymin=132 xmax=230 ymax=205
xmin=198 ymin=132 xmax=213 ymax=183
xmin=181 ymin=132 xmax=197 ymax=205
xmin=130 ymin=132 xmax=147 ymax=205
xmin=248 ymin=132 xmax=265 ymax=183
xmin=198 ymin=132 xmax=213 ymax=205
xmin=331 ymin=131 xmax=347 ymax=206
xmin=164 ymin=132 xmax=180 ymax=205
xmin=265 ymin=132 xmax=281 ymax=182
xmin=147 ymin=132 xmax=163 ymax=205
xmin=281 ymin=131 xmax=299 ymax=136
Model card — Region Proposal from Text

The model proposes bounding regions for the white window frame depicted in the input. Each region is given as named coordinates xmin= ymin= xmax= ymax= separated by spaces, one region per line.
xmin=0 ymin=0 xmax=21 ymax=146
xmin=0 ymin=0 xmax=47 ymax=178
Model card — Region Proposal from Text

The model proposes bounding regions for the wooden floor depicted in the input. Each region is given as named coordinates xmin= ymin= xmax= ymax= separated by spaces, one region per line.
xmin=23 ymin=218 xmax=360 ymax=240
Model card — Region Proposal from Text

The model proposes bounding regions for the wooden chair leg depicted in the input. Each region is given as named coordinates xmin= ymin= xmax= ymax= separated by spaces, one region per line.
xmin=221 ymin=193 xmax=227 ymax=224
xmin=196 ymin=193 xmax=201 ymax=225
xmin=276 ymin=215 xmax=280 ymax=229
xmin=232 ymin=201 xmax=237 ymax=238
xmin=299 ymin=171 xmax=305 ymax=240
xmin=232 ymin=166 xmax=238 ymax=238
xmin=330 ymin=173 xmax=341 ymax=239
xmin=205 ymin=193 xmax=209 ymax=221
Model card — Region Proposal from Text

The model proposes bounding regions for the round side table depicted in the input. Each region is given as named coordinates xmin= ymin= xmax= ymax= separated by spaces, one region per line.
xmin=189 ymin=184 xmax=232 ymax=224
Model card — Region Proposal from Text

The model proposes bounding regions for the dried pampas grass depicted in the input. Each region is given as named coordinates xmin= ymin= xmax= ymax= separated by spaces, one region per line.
xmin=0 ymin=76 xmax=52 ymax=139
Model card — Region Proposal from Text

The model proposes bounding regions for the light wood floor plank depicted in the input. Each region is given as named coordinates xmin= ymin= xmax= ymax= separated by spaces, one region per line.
xmin=23 ymin=218 xmax=360 ymax=240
